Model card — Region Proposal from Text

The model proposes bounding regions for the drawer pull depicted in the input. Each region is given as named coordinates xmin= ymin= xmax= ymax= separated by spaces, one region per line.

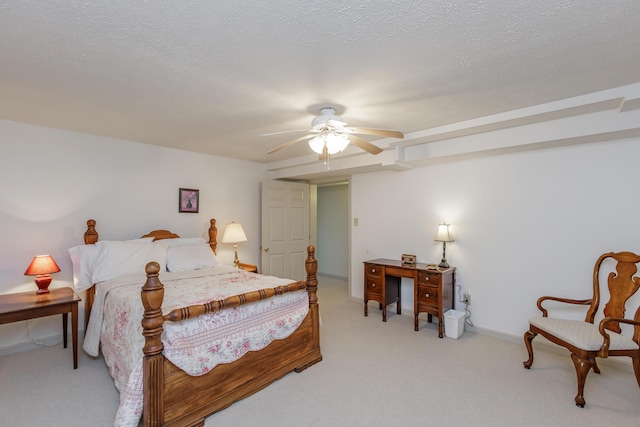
xmin=425 ymin=293 xmax=430 ymax=298
xmin=424 ymin=277 xmax=429 ymax=281
xmin=372 ymin=269 xmax=376 ymax=273
xmin=372 ymin=283 xmax=376 ymax=288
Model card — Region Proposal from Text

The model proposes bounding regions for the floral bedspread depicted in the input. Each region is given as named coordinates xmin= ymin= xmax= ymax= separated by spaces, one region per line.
xmin=83 ymin=266 xmax=309 ymax=427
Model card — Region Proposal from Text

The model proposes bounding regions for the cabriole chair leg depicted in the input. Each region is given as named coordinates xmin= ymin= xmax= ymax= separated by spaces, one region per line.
xmin=571 ymin=353 xmax=595 ymax=408
xmin=523 ymin=330 xmax=536 ymax=369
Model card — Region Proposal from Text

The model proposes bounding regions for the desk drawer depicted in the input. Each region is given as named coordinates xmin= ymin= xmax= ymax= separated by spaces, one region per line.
xmin=365 ymin=276 xmax=383 ymax=297
xmin=365 ymin=264 xmax=383 ymax=277
xmin=385 ymin=266 xmax=415 ymax=278
xmin=416 ymin=284 xmax=438 ymax=307
xmin=418 ymin=271 xmax=441 ymax=285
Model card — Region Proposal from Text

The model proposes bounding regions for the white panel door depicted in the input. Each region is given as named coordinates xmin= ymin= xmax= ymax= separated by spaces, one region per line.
xmin=261 ymin=180 xmax=310 ymax=281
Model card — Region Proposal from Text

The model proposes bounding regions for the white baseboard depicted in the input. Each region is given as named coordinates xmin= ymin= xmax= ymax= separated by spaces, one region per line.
xmin=352 ymin=298 xmax=634 ymax=374
xmin=471 ymin=324 xmax=634 ymax=373
xmin=318 ymin=273 xmax=348 ymax=280
xmin=0 ymin=329 xmax=85 ymax=357
xmin=3 ymin=301 xmax=634 ymax=375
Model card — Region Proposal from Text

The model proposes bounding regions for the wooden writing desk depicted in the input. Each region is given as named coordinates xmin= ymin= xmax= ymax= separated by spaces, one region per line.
xmin=0 ymin=287 xmax=81 ymax=368
xmin=363 ymin=259 xmax=455 ymax=337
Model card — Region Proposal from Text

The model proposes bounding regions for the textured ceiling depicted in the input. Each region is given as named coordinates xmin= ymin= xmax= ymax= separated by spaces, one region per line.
xmin=1 ymin=1 xmax=639 ymax=163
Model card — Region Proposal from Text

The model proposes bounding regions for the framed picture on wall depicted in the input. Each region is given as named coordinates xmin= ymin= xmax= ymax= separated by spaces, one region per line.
xmin=179 ymin=188 xmax=199 ymax=213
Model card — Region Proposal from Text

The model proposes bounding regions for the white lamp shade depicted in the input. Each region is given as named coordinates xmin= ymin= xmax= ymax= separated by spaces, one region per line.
xmin=325 ymin=132 xmax=349 ymax=154
xmin=435 ymin=223 xmax=454 ymax=242
xmin=308 ymin=131 xmax=350 ymax=155
xmin=308 ymin=135 xmax=325 ymax=154
xmin=222 ymin=223 xmax=247 ymax=243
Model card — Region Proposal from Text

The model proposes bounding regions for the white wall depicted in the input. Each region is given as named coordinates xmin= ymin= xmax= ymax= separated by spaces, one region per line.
xmin=351 ymin=138 xmax=640 ymax=339
xmin=0 ymin=119 xmax=266 ymax=352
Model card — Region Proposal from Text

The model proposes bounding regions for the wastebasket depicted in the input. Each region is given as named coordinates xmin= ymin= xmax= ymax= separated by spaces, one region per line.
xmin=444 ymin=309 xmax=465 ymax=339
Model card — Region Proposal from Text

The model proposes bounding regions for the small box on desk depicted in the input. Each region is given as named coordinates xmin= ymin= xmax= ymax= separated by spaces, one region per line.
xmin=401 ymin=254 xmax=416 ymax=265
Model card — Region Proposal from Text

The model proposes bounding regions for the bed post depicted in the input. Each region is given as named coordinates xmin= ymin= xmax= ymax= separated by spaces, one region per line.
xmin=141 ymin=262 xmax=165 ymax=427
xmin=208 ymin=218 xmax=218 ymax=255
xmin=305 ymin=245 xmax=320 ymax=349
xmin=83 ymin=219 xmax=98 ymax=331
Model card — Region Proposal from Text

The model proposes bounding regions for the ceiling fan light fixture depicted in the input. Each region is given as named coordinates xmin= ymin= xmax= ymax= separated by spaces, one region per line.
xmin=308 ymin=135 xmax=325 ymax=154
xmin=325 ymin=132 xmax=349 ymax=154
xmin=265 ymin=105 xmax=402 ymax=158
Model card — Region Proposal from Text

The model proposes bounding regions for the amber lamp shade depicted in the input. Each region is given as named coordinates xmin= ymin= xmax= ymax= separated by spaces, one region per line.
xmin=24 ymin=255 xmax=61 ymax=294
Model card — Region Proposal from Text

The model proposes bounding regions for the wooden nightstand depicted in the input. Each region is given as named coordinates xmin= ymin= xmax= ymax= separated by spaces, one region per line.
xmin=0 ymin=287 xmax=81 ymax=368
xmin=238 ymin=262 xmax=258 ymax=273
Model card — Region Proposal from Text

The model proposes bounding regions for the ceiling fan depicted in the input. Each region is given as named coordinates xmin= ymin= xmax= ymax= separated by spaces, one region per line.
xmin=264 ymin=107 xmax=404 ymax=160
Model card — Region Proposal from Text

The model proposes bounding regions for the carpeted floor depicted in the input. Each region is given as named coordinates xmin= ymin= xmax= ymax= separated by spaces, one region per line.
xmin=2 ymin=275 xmax=639 ymax=426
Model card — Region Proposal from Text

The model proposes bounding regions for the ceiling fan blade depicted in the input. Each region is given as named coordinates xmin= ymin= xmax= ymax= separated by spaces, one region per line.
xmin=348 ymin=135 xmax=383 ymax=155
xmin=261 ymin=129 xmax=310 ymax=137
xmin=266 ymin=134 xmax=315 ymax=154
xmin=347 ymin=127 xmax=404 ymax=139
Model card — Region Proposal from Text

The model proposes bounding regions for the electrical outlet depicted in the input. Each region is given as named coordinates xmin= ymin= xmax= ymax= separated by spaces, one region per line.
xmin=462 ymin=292 xmax=471 ymax=305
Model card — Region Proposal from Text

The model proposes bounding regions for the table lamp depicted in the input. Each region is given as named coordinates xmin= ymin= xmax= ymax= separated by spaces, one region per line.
xmin=222 ymin=222 xmax=247 ymax=268
xmin=434 ymin=223 xmax=454 ymax=268
xmin=24 ymin=255 xmax=61 ymax=294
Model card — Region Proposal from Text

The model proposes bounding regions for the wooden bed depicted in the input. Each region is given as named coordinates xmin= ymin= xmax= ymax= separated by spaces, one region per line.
xmin=82 ymin=219 xmax=322 ymax=427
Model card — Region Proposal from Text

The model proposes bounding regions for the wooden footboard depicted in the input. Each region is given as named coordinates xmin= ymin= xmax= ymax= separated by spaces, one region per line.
xmin=141 ymin=246 xmax=322 ymax=427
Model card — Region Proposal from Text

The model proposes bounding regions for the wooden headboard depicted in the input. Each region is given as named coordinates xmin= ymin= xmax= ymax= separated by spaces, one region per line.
xmin=83 ymin=218 xmax=218 ymax=254
xmin=81 ymin=218 xmax=219 ymax=328
xmin=140 ymin=219 xmax=218 ymax=255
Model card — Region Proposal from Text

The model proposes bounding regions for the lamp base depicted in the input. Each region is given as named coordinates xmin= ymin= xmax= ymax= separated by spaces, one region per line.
xmin=438 ymin=241 xmax=450 ymax=269
xmin=34 ymin=275 xmax=52 ymax=294
xmin=233 ymin=245 xmax=241 ymax=268
xmin=438 ymin=259 xmax=450 ymax=269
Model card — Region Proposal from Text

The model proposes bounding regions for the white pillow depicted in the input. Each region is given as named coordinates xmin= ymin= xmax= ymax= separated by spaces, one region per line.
xmin=92 ymin=240 xmax=168 ymax=283
xmin=166 ymin=244 xmax=221 ymax=272
xmin=68 ymin=237 xmax=155 ymax=290
xmin=162 ymin=237 xmax=206 ymax=248
xmin=68 ymin=244 xmax=98 ymax=291
xmin=150 ymin=240 xmax=169 ymax=271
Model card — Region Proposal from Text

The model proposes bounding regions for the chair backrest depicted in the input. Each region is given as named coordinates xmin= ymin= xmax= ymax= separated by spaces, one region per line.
xmin=586 ymin=252 xmax=640 ymax=339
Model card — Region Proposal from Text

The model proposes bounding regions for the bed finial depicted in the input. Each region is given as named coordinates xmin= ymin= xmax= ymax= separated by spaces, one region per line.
xmin=84 ymin=219 xmax=98 ymax=244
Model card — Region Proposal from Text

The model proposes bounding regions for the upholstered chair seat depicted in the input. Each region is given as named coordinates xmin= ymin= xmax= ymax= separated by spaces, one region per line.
xmin=529 ymin=317 xmax=639 ymax=351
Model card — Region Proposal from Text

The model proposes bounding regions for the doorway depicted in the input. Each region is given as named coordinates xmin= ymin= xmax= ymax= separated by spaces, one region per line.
xmin=315 ymin=182 xmax=350 ymax=308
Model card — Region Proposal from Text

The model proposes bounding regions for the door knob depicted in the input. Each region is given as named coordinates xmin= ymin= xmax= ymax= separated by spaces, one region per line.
xmin=263 ymin=247 xmax=270 ymax=252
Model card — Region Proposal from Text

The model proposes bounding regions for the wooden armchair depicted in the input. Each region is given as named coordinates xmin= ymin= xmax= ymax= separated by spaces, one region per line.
xmin=523 ymin=251 xmax=640 ymax=407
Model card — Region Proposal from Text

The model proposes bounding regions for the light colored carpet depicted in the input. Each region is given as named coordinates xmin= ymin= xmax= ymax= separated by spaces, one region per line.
xmin=2 ymin=276 xmax=639 ymax=426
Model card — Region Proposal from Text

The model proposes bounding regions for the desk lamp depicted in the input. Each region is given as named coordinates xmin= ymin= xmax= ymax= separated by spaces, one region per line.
xmin=24 ymin=255 xmax=61 ymax=294
xmin=222 ymin=222 xmax=248 ymax=268
xmin=434 ymin=223 xmax=454 ymax=268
